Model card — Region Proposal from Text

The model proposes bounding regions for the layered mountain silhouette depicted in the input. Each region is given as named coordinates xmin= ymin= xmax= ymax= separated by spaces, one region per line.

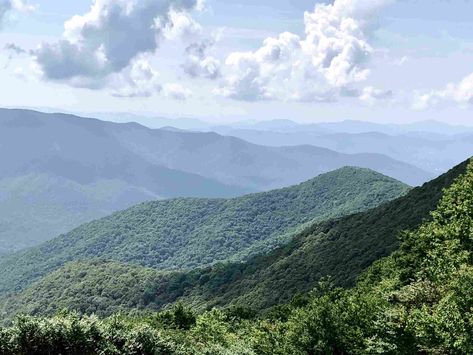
xmin=209 ymin=126 xmax=473 ymax=175
xmin=0 ymin=159 xmax=468 ymax=320
xmin=0 ymin=166 xmax=409 ymax=298
xmin=0 ymin=109 xmax=432 ymax=253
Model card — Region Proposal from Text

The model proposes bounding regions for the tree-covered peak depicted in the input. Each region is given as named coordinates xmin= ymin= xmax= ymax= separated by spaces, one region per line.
xmin=0 ymin=166 xmax=408 ymax=298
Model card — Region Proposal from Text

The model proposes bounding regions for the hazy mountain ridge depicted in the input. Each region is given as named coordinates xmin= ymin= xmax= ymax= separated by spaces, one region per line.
xmin=92 ymin=111 xmax=472 ymax=176
xmin=0 ymin=108 xmax=432 ymax=253
xmin=0 ymin=109 xmax=251 ymax=254
xmin=0 ymin=173 xmax=159 ymax=253
xmin=209 ymin=128 xmax=473 ymax=174
xmin=106 ymin=117 xmax=432 ymax=189
xmin=219 ymin=118 xmax=473 ymax=135
xmin=0 ymin=159 xmax=468 ymax=321
xmin=0 ymin=167 xmax=409 ymax=300
xmin=83 ymin=111 xmax=473 ymax=135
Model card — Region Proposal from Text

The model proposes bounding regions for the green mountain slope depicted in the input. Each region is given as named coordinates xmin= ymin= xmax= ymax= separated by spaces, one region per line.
xmin=0 ymin=159 xmax=471 ymax=354
xmin=1 ymin=161 xmax=468 ymax=321
xmin=0 ymin=109 xmax=254 ymax=254
xmin=252 ymin=155 xmax=473 ymax=353
xmin=0 ymin=167 xmax=408 ymax=297
xmin=0 ymin=108 xmax=434 ymax=254
xmin=0 ymin=174 xmax=160 ymax=254
xmin=0 ymin=260 xmax=168 ymax=318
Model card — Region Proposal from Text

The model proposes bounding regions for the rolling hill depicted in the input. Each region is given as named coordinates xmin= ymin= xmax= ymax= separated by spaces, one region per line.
xmin=1 ymin=159 xmax=467 ymax=320
xmin=0 ymin=110 xmax=251 ymax=254
xmin=0 ymin=108 xmax=432 ymax=254
xmin=0 ymin=167 xmax=409 ymax=300
xmin=1 ymin=157 xmax=471 ymax=354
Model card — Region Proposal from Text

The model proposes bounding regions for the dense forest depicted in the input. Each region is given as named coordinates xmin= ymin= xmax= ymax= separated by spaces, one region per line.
xmin=0 ymin=158 xmax=471 ymax=354
xmin=0 ymin=160 xmax=468 ymax=322
xmin=0 ymin=167 xmax=408 ymax=297
xmin=0 ymin=108 xmax=434 ymax=255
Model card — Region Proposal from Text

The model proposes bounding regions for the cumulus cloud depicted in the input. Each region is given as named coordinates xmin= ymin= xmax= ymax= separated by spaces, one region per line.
xmin=359 ymin=86 xmax=393 ymax=105
xmin=413 ymin=73 xmax=473 ymax=110
xmin=217 ymin=0 xmax=393 ymax=102
xmin=183 ymin=40 xmax=221 ymax=79
xmin=110 ymin=57 xmax=192 ymax=100
xmin=10 ymin=0 xmax=34 ymax=13
xmin=110 ymin=57 xmax=162 ymax=98
xmin=163 ymin=82 xmax=192 ymax=100
xmin=161 ymin=10 xmax=221 ymax=80
xmin=0 ymin=0 xmax=34 ymax=26
xmin=33 ymin=0 xmax=200 ymax=88
xmin=164 ymin=10 xmax=202 ymax=41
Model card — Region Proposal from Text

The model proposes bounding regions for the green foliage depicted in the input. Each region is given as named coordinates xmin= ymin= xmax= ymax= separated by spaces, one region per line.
xmin=152 ymin=303 xmax=196 ymax=330
xmin=1 ymin=161 xmax=468 ymax=321
xmin=0 ymin=167 xmax=409 ymax=297
xmin=0 ymin=313 xmax=177 ymax=355
xmin=1 ymin=159 xmax=472 ymax=354
xmin=0 ymin=261 xmax=176 ymax=319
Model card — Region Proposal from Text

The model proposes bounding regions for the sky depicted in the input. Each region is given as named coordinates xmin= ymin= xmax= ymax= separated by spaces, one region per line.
xmin=0 ymin=0 xmax=472 ymax=125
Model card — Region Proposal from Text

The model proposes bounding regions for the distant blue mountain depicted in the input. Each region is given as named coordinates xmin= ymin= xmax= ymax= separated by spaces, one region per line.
xmin=208 ymin=128 xmax=473 ymax=175
xmin=0 ymin=108 xmax=433 ymax=254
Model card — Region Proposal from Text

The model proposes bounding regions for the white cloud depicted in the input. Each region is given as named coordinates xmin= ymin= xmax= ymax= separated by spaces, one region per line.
xmin=183 ymin=40 xmax=221 ymax=79
xmin=163 ymin=83 xmax=192 ymax=100
xmin=0 ymin=0 xmax=34 ymax=27
xmin=109 ymin=58 xmax=193 ymax=100
xmin=10 ymin=0 xmax=34 ymax=13
xmin=413 ymin=73 xmax=473 ymax=110
xmin=360 ymin=86 xmax=393 ymax=105
xmin=164 ymin=10 xmax=202 ymax=41
xmin=217 ymin=0 xmax=393 ymax=102
xmin=34 ymin=0 xmax=200 ymax=88
xmin=161 ymin=8 xmax=221 ymax=79
xmin=110 ymin=57 xmax=162 ymax=98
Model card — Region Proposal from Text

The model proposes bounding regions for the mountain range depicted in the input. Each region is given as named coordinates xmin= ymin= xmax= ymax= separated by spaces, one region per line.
xmin=81 ymin=111 xmax=473 ymax=135
xmin=209 ymin=128 xmax=473 ymax=175
xmin=0 ymin=108 xmax=431 ymax=254
xmin=1 ymin=157 xmax=470 ymax=354
xmin=0 ymin=158 xmax=468 ymax=321
xmin=0 ymin=106 xmax=470 ymax=352
xmin=0 ymin=166 xmax=409 ymax=299
xmin=92 ymin=111 xmax=473 ymax=176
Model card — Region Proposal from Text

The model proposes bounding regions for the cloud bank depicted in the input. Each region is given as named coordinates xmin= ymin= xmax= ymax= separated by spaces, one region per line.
xmin=414 ymin=73 xmax=473 ymax=110
xmin=34 ymin=0 xmax=201 ymax=89
xmin=217 ymin=0 xmax=393 ymax=102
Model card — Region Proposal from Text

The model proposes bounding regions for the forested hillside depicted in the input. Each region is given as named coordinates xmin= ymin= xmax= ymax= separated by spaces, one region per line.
xmin=0 ymin=160 xmax=468 ymax=322
xmin=0 ymin=109 xmax=250 ymax=254
xmin=0 ymin=174 xmax=160 ymax=254
xmin=0 ymin=158 xmax=471 ymax=354
xmin=0 ymin=108 xmax=432 ymax=254
xmin=0 ymin=167 xmax=408 ymax=297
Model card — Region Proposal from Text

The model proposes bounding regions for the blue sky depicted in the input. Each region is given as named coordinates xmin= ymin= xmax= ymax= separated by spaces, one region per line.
xmin=0 ymin=0 xmax=472 ymax=124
